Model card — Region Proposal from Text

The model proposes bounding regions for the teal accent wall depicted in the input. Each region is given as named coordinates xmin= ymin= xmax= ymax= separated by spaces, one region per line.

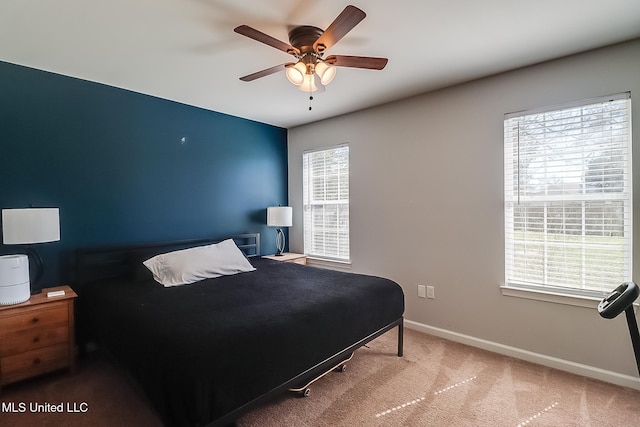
xmin=0 ymin=61 xmax=288 ymax=290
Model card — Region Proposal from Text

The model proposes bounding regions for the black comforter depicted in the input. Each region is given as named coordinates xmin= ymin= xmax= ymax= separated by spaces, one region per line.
xmin=77 ymin=257 xmax=404 ymax=426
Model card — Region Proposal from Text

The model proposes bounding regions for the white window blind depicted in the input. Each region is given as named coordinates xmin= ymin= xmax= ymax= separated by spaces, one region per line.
xmin=303 ymin=145 xmax=350 ymax=261
xmin=504 ymin=93 xmax=632 ymax=297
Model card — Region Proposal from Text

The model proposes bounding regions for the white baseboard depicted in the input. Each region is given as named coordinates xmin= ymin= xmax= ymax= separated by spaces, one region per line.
xmin=404 ymin=319 xmax=640 ymax=391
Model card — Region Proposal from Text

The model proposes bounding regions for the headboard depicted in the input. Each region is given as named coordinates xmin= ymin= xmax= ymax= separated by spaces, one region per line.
xmin=74 ymin=233 xmax=260 ymax=287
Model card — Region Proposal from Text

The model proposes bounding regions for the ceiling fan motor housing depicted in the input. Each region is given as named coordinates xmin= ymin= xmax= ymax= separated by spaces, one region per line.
xmin=287 ymin=26 xmax=327 ymax=76
xmin=288 ymin=26 xmax=325 ymax=55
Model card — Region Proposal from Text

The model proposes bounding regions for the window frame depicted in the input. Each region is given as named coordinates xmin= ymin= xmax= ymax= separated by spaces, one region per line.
xmin=502 ymin=93 xmax=632 ymax=304
xmin=302 ymin=144 xmax=350 ymax=263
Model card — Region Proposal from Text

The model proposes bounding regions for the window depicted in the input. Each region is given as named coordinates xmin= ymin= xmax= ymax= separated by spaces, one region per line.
xmin=303 ymin=145 xmax=350 ymax=261
xmin=504 ymin=93 xmax=632 ymax=298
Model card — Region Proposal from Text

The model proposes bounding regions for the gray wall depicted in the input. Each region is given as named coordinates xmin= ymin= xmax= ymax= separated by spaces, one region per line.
xmin=287 ymin=39 xmax=640 ymax=380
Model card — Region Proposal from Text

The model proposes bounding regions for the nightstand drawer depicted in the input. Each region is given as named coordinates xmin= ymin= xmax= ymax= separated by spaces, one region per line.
xmin=0 ymin=324 xmax=69 ymax=357
xmin=0 ymin=303 xmax=68 ymax=334
xmin=0 ymin=343 xmax=69 ymax=385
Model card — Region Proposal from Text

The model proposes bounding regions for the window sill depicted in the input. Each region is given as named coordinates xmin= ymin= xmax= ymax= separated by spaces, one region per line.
xmin=306 ymin=256 xmax=352 ymax=272
xmin=501 ymin=285 xmax=639 ymax=313
xmin=500 ymin=285 xmax=604 ymax=309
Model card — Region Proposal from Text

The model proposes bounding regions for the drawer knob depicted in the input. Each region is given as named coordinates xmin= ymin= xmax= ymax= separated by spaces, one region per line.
xmin=33 ymin=358 xmax=41 ymax=365
xmin=31 ymin=317 xmax=39 ymax=323
xmin=33 ymin=336 xmax=40 ymax=343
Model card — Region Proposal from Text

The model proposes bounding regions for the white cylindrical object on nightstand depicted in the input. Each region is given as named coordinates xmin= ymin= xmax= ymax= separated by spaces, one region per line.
xmin=0 ymin=254 xmax=31 ymax=305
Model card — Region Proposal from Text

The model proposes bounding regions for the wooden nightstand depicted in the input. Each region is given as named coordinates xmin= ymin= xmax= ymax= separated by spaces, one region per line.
xmin=0 ymin=285 xmax=77 ymax=393
xmin=263 ymin=253 xmax=307 ymax=265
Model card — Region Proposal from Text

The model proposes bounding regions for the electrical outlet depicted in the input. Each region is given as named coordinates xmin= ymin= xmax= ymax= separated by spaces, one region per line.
xmin=417 ymin=285 xmax=426 ymax=298
xmin=427 ymin=285 xmax=435 ymax=299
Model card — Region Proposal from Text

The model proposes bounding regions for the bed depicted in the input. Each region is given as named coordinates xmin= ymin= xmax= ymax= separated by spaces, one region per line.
xmin=73 ymin=233 xmax=404 ymax=426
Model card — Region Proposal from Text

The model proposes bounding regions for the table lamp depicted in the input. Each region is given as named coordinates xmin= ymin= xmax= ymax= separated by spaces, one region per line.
xmin=267 ymin=206 xmax=292 ymax=256
xmin=2 ymin=208 xmax=60 ymax=296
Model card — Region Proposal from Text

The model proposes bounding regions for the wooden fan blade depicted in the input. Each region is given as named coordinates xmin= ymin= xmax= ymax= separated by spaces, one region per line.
xmin=325 ymin=55 xmax=388 ymax=70
xmin=313 ymin=5 xmax=366 ymax=53
xmin=234 ymin=25 xmax=300 ymax=56
xmin=239 ymin=63 xmax=293 ymax=82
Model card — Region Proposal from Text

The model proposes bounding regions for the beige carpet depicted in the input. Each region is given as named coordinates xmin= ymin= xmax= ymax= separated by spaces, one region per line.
xmin=238 ymin=328 xmax=640 ymax=426
xmin=2 ymin=328 xmax=640 ymax=426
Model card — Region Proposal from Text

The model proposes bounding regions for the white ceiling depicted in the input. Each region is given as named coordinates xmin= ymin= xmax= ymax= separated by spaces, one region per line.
xmin=1 ymin=0 xmax=639 ymax=129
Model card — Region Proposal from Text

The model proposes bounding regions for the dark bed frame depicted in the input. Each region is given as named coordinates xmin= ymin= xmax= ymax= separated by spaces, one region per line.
xmin=73 ymin=233 xmax=404 ymax=426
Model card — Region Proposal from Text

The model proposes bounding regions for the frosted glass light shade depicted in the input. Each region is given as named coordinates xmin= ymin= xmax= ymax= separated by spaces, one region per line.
xmin=298 ymin=74 xmax=318 ymax=92
xmin=315 ymin=61 xmax=336 ymax=85
xmin=2 ymin=208 xmax=60 ymax=244
xmin=267 ymin=206 xmax=292 ymax=227
xmin=285 ymin=62 xmax=306 ymax=85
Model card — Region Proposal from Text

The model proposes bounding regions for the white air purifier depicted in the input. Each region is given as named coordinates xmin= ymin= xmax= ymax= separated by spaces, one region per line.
xmin=0 ymin=254 xmax=31 ymax=306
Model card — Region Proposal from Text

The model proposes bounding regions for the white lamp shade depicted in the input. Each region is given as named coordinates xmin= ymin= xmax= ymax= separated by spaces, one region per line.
xmin=267 ymin=206 xmax=292 ymax=227
xmin=2 ymin=208 xmax=60 ymax=244
xmin=315 ymin=61 xmax=336 ymax=85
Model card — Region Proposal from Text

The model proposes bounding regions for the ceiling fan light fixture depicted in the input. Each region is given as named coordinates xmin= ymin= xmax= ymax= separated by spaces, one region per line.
xmin=298 ymin=74 xmax=318 ymax=92
xmin=315 ymin=61 xmax=336 ymax=85
xmin=285 ymin=61 xmax=306 ymax=85
xmin=235 ymin=5 xmax=388 ymax=105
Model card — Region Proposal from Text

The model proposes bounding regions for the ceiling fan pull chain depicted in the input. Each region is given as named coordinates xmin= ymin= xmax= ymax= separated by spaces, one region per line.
xmin=308 ymin=92 xmax=313 ymax=111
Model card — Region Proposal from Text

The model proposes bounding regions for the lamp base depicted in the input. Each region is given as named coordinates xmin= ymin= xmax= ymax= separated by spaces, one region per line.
xmin=275 ymin=228 xmax=286 ymax=256
xmin=24 ymin=245 xmax=44 ymax=295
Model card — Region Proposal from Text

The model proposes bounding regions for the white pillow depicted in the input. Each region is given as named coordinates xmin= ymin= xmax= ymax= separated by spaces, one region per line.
xmin=143 ymin=239 xmax=256 ymax=287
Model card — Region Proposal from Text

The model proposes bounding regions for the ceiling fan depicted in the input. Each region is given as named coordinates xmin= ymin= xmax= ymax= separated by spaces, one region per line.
xmin=234 ymin=5 xmax=388 ymax=95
